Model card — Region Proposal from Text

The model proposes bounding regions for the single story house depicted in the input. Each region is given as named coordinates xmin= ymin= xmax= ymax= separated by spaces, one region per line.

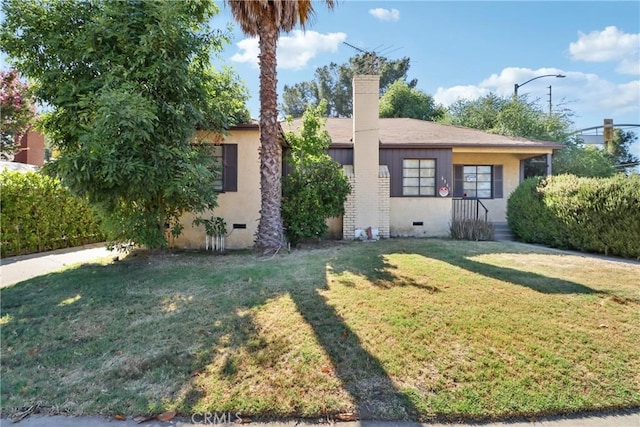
xmin=171 ymin=75 xmax=562 ymax=249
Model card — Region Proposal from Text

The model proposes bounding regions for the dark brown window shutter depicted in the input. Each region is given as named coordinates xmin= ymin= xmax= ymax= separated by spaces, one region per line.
xmin=493 ymin=165 xmax=503 ymax=198
xmin=223 ymin=144 xmax=238 ymax=192
xmin=453 ymin=165 xmax=464 ymax=197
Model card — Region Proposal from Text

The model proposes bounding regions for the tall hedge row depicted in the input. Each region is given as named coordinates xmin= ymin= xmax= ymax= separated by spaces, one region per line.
xmin=507 ymin=174 xmax=640 ymax=259
xmin=1 ymin=169 xmax=105 ymax=257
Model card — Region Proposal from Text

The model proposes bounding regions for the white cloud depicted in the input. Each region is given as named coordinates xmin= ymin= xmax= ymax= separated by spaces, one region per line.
xmin=578 ymin=78 xmax=640 ymax=114
xmin=278 ymin=30 xmax=347 ymax=70
xmin=434 ymin=67 xmax=639 ymax=129
xmin=433 ymin=85 xmax=490 ymax=107
xmin=481 ymin=67 xmax=567 ymax=97
xmin=434 ymin=67 xmax=566 ymax=105
xmin=230 ymin=30 xmax=347 ymax=71
xmin=615 ymin=57 xmax=640 ymax=76
xmin=230 ymin=38 xmax=260 ymax=67
xmin=569 ymin=26 xmax=640 ymax=75
xmin=369 ymin=8 xmax=400 ymax=22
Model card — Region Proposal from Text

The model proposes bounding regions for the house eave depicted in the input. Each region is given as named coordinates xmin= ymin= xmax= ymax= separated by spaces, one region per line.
xmin=229 ymin=123 xmax=260 ymax=130
xmin=451 ymin=144 xmax=564 ymax=152
xmin=330 ymin=142 xmax=354 ymax=149
xmin=334 ymin=142 xmax=564 ymax=151
xmin=207 ymin=122 xmax=289 ymax=147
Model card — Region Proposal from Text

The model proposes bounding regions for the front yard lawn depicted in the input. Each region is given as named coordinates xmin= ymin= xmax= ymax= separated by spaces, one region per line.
xmin=1 ymin=239 xmax=639 ymax=422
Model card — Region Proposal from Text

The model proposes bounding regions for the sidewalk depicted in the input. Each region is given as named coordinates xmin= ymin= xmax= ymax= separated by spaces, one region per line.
xmin=3 ymin=411 xmax=640 ymax=427
xmin=0 ymin=243 xmax=119 ymax=288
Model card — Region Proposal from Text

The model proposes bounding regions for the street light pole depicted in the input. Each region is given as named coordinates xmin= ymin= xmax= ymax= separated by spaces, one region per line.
xmin=514 ymin=73 xmax=566 ymax=98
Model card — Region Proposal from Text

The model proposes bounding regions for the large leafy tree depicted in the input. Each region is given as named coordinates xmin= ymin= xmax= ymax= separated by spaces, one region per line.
xmin=444 ymin=93 xmax=571 ymax=141
xmin=282 ymin=100 xmax=350 ymax=246
xmin=228 ymin=0 xmax=334 ymax=255
xmin=552 ymin=136 xmax=616 ymax=178
xmin=442 ymin=94 xmax=598 ymax=177
xmin=0 ymin=0 xmax=249 ymax=248
xmin=605 ymin=129 xmax=639 ymax=173
xmin=379 ymin=79 xmax=445 ymax=121
xmin=281 ymin=53 xmax=416 ymax=118
xmin=0 ymin=70 xmax=37 ymax=160
xmin=444 ymin=93 xmax=508 ymax=131
xmin=551 ymin=129 xmax=638 ymax=177
xmin=444 ymin=94 xmax=640 ymax=177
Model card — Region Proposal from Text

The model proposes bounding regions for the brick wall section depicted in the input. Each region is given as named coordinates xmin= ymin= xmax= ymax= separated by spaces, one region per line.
xmin=378 ymin=165 xmax=390 ymax=238
xmin=344 ymin=162 xmax=390 ymax=240
xmin=342 ymin=165 xmax=356 ymax=239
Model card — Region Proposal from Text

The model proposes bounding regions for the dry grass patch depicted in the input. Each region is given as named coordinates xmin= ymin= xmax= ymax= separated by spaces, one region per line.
xmin=184 ymin=294 xmax=353 ymax=416
xmin=1 ymin=239 xmax=639 ymax=422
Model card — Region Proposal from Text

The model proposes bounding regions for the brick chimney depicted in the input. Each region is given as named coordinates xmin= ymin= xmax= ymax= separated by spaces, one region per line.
xmin=343 ymin=75 xmax=389 ymax=240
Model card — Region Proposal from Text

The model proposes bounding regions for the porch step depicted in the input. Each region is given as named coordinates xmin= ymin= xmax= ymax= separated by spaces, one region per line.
xmin=492 ymin=222 xmax=515 ymax=242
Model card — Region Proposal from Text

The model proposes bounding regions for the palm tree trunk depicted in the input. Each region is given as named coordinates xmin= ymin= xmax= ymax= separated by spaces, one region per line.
xmin=255 ymin=18 xmax=286 ymax=254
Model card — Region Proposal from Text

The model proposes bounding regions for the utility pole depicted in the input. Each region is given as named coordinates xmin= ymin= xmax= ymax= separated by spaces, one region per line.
xmin=604 ymin=119 xmax=614 ymax=145
xmin=548 ymin=85 xmax=552 ymax=117
xmin=514 ymin=73 xmax=565 ymax=99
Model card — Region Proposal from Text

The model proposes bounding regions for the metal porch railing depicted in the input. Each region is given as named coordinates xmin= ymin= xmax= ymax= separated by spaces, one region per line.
xmin=452 ymin=198 xmax=489 ymax=222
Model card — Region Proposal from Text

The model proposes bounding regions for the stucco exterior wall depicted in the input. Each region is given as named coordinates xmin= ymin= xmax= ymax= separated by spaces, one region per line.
xmin=452 ymin=152 xmax=523 ymax=222
xmin=389 ymin=197 xmax=452 ymax=237
xmin=387 ymin=152 xmax=533 ymax=237
xmin=171 ymin=129 xmax=261 ymax=250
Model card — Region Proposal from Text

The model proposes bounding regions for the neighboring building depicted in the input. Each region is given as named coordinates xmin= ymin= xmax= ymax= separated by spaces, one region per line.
xmin=172 ymin=75 xmax=562 ymax=250
xmin=14 ymin=130 xmax=45 ymax=166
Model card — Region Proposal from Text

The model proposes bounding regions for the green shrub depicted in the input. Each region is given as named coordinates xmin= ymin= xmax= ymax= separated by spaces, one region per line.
xmin=282 ymin=101 xmax=351 ymax=246
xmin=507 ymin=177 xmax=569 ymax=247
xmin=507 ymin=174 xmax=640 ymax=259
xmin=450 ymin=219 xmax=494 ymax=241
xmin=0 ymin=169 xmax=105 ymax=257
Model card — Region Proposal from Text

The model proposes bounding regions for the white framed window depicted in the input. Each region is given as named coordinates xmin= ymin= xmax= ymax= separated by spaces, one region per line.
xmin=402 ymin=159 xmax=436 ymax=196
xmin=463 ymin=165 xmax=492 ymax=198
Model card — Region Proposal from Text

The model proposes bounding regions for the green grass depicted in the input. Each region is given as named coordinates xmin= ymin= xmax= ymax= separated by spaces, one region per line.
xmin=1 ymin=239 xmax=639 ymax=422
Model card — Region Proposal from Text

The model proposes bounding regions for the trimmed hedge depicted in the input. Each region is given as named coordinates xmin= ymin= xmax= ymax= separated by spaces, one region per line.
xmin=507 ymin=174 xmax=640 ymax=259
xmin=1 ymin=169 xmax=105 ymax=257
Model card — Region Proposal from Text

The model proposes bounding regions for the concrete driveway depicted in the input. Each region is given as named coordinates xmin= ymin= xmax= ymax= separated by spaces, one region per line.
xmin=0 ymin=243 xmax=119 ymax=288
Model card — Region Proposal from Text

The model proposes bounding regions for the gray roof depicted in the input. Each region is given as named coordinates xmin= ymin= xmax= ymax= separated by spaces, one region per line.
xmin=282 ymin=117 xmax=564 ymax=149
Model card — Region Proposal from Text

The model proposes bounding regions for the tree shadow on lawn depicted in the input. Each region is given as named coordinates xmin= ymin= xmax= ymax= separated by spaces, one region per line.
xmin=288 ymin=286 xmax=419 ymax=420
xmin=165 ymin=250 xmax=422 ymax=420
xmin=427 ymin=242 xmax=638 ymax=303
xmin=432 ymin=251 xmax=601 ymax=295
xmin=327 ymin=239 xmax=604 ymax=296
xmin=0 ymin=250 xmax=420 ymax=421
xmin=3 ymin=241 xmax=630 ymax=421
xmin=325 ymin=243 xmax=440 ymax=292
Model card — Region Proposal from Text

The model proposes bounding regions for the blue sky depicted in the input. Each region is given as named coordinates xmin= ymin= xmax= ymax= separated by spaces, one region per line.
xmin=209 ymin=0 xmax=639 ymax=136
xmin=1 ymin=1 xmax=638 ymax=136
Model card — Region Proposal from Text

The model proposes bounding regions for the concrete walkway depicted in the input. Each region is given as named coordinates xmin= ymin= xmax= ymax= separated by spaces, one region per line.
xmin=3 ymin=412 xmax=639 ymax=427
xmin=1 ymin=244 xmax=639 ymax=427
xmin=0 ymin=243 xmax=119 ymax=288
